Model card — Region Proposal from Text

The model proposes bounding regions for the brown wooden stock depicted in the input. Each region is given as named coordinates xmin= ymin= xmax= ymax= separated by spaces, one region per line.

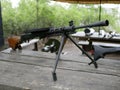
xmin=8 ymin=36 xmax=20 ymax=50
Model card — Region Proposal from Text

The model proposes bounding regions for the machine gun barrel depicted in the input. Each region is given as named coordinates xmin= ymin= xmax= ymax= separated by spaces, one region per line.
xmin=75 ymin=20 xmax=109 ymax=29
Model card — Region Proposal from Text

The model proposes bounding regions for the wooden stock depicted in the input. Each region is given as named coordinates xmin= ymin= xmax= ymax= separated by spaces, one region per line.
xmin=8 ymin=36 xmax=20 ymax=50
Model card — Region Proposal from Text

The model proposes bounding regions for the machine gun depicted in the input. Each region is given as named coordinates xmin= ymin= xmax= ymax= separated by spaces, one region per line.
xmin=8 ymin=20 xmax=109 ymax=81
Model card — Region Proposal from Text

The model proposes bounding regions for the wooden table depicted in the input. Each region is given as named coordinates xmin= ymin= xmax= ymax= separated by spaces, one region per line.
xmin=72 ymin=32 xmax=120 ymax=44
xmin=72 ymin=32 xmax=120 ymax=52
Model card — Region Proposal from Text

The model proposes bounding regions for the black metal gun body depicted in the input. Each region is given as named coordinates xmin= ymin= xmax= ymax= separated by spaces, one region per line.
xmin=20 ymin=20 xmax=109 ymax=43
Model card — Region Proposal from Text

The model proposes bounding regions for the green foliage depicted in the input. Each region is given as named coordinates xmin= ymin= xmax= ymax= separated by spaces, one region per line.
xmin=1 ymin=0 xmax=120 ymax=38
xmin=2 ymin=0 xmax=16 ymax=36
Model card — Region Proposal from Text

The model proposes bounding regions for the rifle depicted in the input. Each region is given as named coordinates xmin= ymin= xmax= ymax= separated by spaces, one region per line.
xmin=8 ymin=20 xmax=109 ymax=81
xmin=89 ymin=45 xmax=120 ymax=65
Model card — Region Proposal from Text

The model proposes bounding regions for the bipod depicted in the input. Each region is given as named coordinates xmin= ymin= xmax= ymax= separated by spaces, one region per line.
xmin=52 ymin=33 xmax=98 ymax=81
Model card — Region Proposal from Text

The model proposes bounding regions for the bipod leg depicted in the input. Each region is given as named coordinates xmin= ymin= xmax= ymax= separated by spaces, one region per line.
xmin=66 ymin=34 xmax=98 ymax=68
xmin=52 ymin=34 xmax=67 ymax=81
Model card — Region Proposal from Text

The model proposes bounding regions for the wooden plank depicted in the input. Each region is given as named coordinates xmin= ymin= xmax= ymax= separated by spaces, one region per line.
xmin=0 ymin=50 xmax=120 ymax=77
xmin=0 ymin=54 xmax=119 ymax=90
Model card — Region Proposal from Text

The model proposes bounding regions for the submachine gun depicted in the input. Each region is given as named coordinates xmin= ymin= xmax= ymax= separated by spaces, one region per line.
xmin=8 ymin=20 xmax=109 ymax=81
